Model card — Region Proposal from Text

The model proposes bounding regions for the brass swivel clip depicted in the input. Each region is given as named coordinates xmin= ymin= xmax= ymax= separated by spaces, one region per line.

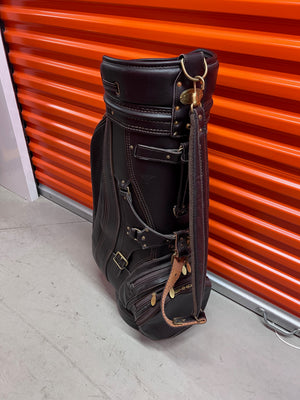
xmin=179 ymin=56 xmax=207 ymax=111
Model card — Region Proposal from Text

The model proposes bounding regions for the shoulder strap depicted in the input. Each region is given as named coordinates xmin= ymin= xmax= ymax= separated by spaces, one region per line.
xmin=188 ymin=106 xmax=209 ymax=320
xmin=160 ymin=104 xmax=209 ymax=328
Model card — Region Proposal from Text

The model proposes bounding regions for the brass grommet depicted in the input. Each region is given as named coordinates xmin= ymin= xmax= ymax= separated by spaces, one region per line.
xmin=141 ymin=236 xmax=146 ymax=241
xmin=186 ymin=123 xmax=191 ymax=129
xmin=175 ymin=106 xmax=180 ymax=111
xmin=177 ymin=81 xmax=182 ymax=87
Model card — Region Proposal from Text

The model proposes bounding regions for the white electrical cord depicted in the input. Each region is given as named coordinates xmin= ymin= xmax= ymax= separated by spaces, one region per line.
xmin=274 ymin=330 xmax=300 ymax=350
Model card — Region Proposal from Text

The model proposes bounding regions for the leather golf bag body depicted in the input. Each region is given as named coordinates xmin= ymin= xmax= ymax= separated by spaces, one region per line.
xmin=91 ymin=49 xmax=219 ymax=339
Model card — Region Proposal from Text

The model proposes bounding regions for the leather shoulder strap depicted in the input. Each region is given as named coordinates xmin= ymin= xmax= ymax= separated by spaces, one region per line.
xmin=189 ymin=106 xmax=209 ymax=319
xmin=160 ymin=105 xmax=209 ymax=328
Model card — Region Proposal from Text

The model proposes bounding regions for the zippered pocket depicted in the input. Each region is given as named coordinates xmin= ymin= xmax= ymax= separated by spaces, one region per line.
xmin=128 ymin=260 xmax=171 ymax=298
xmin=134 ymin=277 xmax=193 ymax=326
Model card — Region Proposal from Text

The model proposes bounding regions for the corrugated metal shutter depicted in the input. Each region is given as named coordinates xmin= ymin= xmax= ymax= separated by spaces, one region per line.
xmin=1 ymin=0 xmax=299 ymax=320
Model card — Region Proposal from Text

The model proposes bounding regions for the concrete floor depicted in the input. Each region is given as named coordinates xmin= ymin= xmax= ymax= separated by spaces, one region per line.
xmin=0 ymin=186 xmax=299 ymax=400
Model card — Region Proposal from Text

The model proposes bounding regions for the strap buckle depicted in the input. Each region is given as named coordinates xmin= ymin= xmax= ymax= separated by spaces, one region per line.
xmin=113 ymin=251 xmax=128 ymax=270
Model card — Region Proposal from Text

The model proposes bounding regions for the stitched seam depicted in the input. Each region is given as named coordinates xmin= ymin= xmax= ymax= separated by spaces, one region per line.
xmin=114 ymin=115 xmax=171 ymax=124
xmin=108 ymin=116 xmax=171 ymax=135
xmin=105 ymin=94 xmax=172 ymax=114
xmin=103 ymin=64 xmax=180 ymax=69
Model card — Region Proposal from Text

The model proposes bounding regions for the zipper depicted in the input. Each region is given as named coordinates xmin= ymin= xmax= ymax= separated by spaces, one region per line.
xmin=127 ymin=257 xmax=191 ymax=308
xmin=126 ymin=270 xmax=170 ymax=309
xmin=130 ymin=263 xmax=171 ymax=294
xmin=134 ymin=275 xmax=192 ymax=326
xmin=129 ymin=254 xmax=170 ymax=285
xmin=135 ymin=279 xmax=193 ymax=326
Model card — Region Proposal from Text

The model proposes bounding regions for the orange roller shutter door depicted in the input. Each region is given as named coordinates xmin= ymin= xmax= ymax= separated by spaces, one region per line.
xmin=1 ymin=0 xmax=299 ymax=321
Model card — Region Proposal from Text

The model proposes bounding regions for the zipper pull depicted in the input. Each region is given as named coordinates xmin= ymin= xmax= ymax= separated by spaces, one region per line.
xmin=186 ymin=262 xmax=192 ymax=274
xmin=181 ymin=264 xmax=187 ymax=275
xmin=151 ymin=292 xmax=157 ymax=306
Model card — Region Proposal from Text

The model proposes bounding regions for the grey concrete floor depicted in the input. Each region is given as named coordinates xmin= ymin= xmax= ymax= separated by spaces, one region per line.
xmin=0 ymin=186 xmax=299 ymax=400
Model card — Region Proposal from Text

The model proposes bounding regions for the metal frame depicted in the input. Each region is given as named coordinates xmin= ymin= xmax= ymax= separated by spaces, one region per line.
xmin=39 ymin=184 xmax=92 ymax=222
xmin=0 ymin=31 xmax=38 ymax=201
xmin=208 ymin=271 xmax=300 ymax=337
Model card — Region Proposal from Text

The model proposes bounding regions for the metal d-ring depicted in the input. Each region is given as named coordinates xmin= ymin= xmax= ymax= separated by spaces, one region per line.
xmin=180 ymin=56 xmax=208 ymax=82
xmin=179 ymin=57 xmax=207 ymax=111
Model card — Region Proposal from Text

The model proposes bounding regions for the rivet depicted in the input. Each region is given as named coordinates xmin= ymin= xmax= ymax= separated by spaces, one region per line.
xmin=111 ymin=110 xmax=114 ymax=115
xmin=186 ymin=123 xmax=191 ymax=129
xmin=141 ymin=236 xmax=146 ymax=241
xmin=198 ymin=114 xmax=203 ymax=121
xmin=174 ymin=120 xmax=179 ymax=126
xmin=166 ymin=155 xmax=171 ymax=160
xmin=175 ymin=106 xmax=180 ymax=111
xmin=145 ymin=228 xmax=149 ymax=233
xmin=142 ymin=244 xmax=147 ymax=249
xmin=121 ymin=179 xmax=125 ymax=184
xmin=129 ymin=145 xmax=133 ymax=150
xmin=199 ymin=128 xmax=202 ymax=132
xmin=177 ymin=81 xmax=182 ymax=87
xmin=126 ymin=226 xmax=130 ymax=230
xmin=173 ymin=132 xmax=178 ymax=136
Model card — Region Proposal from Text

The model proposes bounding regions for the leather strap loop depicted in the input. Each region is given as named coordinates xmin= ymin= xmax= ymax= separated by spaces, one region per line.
xmin=120 ymin=183 xmax=176 ymax=248
xmin=160 ymin=255 xmax=206 ymax=328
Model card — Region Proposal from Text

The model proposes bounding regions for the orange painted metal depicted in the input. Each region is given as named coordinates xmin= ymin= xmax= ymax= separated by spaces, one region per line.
xmin=1 ymin=6 xmax=299 ymax=61
xmin=1 ymin=0 xmax=299 ymax=318
xmin=67 ymin=0 xmax=300 ymax=20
